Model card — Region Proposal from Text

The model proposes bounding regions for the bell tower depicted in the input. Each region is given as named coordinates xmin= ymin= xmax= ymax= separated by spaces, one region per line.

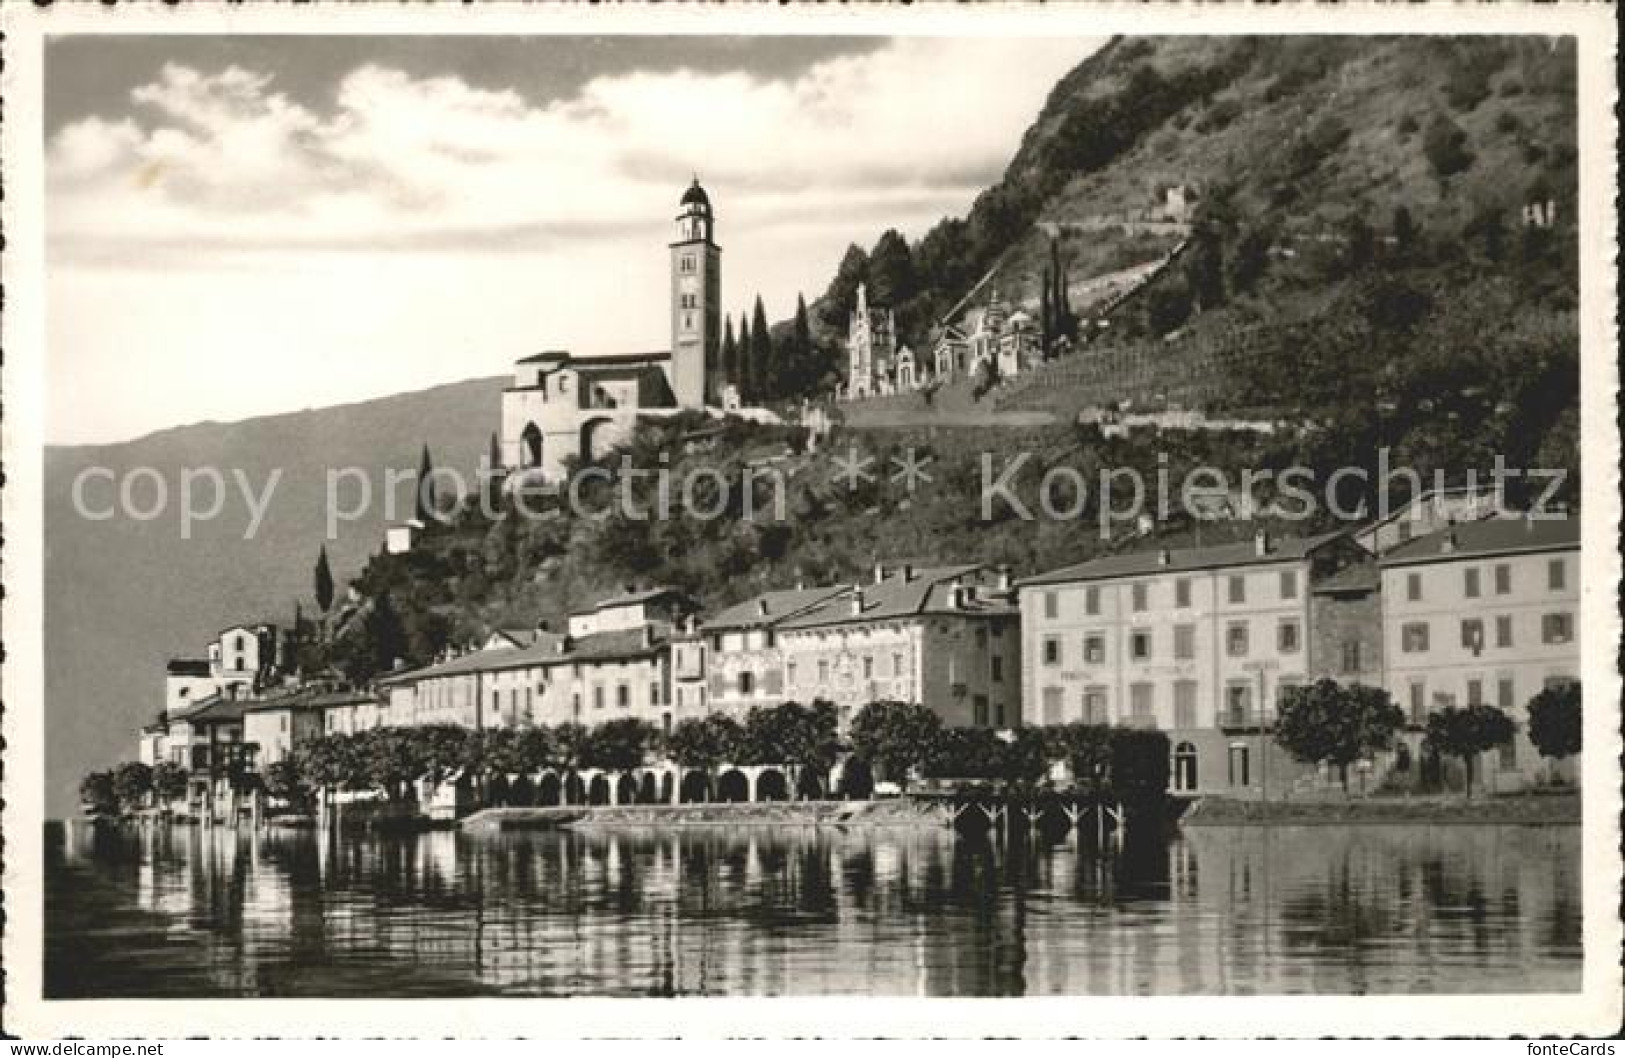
xmin=669 ymin=177 xmax=721 ymax=409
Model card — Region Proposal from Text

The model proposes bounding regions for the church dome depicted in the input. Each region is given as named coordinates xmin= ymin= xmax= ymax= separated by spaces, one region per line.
xmin=680 ymin=178 xmax=711 ymax=209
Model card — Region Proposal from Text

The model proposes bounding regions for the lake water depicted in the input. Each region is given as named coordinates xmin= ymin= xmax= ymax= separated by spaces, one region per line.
xmin=44 ymin=821 xmax=1581 ymax=997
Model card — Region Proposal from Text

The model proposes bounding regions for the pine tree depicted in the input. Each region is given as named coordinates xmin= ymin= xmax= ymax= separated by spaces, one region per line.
xmin=415 ymin=443 xmax=435 ymax=523
xmin=751 ymin=296 xmax=774 ymax=402
xmin=313 ymin=546 xmax=335 ymax=614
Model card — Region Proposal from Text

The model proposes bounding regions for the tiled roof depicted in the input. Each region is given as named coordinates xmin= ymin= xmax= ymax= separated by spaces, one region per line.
xmin=515 ymin=350 xmax=670 ymax=367
xmin=165 ymin=658 xmax=212 ymax=677
xmin=173 ymin=694 xmax=250 ymax=725
xmin=240 ymin=687 xmax=379 ymax=714
xmin=703 ymin=585 xmax=850 ymax=630
xmin=1379 ymin=516 xmax=1579 ymax=567
xmin=378 ymin=625 xmax=670 ymax=686
xmin=780 ymin=566 xmax=1014 ymax=629
xmin=579 ymin=586 xmax=686 ymax=613
xmin=1017 ymin=531 xmax=1347 ymax=587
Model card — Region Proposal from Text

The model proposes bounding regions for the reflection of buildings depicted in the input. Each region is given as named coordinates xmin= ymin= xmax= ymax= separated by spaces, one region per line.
xmin=52 ymin=820 xmax=1580 ymax=998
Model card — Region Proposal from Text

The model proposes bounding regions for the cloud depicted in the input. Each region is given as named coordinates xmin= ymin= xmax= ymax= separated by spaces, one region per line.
xmin=48 ymin=37 xmax=1094 ymax=255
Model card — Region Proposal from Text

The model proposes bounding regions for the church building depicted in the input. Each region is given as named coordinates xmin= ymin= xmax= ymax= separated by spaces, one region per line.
xmin=501 ymin=179 xmax=724 ymax=482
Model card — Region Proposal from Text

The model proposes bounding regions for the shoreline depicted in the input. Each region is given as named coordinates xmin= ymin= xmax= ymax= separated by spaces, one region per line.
xmin=461 ymin=799 xmax=948 ymax=832
xmin=1181 ymin=791 xmax=1581 ymax=827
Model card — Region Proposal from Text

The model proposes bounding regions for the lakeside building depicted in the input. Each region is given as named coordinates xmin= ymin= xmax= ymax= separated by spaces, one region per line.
xmin=1378 ymin=516 xmax=1580 ymax=788
xmin=689 ymin=585 xmax=852 ymax=718
xmin=1017 ymin=531 xmax=1368 ymax=797
xmin=930 ymin=290 xmax=1043 ymax=386
xmin=1353 ymin=483 xmax=1505 ymax=556
xmin=375 ymin=587 xmax=696 ymax=735
xmin=775 ymin=563 xmax=1021 ymax=734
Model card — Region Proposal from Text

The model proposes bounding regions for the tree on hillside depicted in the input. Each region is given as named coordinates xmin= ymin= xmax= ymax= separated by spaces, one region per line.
xmin=1423 ymin=704 xmax=1515 ymax=797
xmin=415 ymin=444 xmax=437 ymax=524
xmin=848 ymin=701 xmax=942 ymax=790
xmin=750 ymin=296 xmax=774 ymax=402
xmin=788 ymin=293 xmax=814 ymax=395
xmin=820 ymin=244 xmax=871 ymax=332
xmin=1274 ymin=679 xmax=1405 ymax=792
xmin=1526 ymin=682 xmax=1581 ymax=773
xmin=314 ymin=545 xmax=335 ymax=614
xmin=334 ymin=591 xmax=409 ymax=685
xmin=867 ymin=229 xmax=917 ymax=308
xmin=1423 ymin=113 xmax=1475 ymax=177
xmin=721 ymin=315 xmax=739 ymax=391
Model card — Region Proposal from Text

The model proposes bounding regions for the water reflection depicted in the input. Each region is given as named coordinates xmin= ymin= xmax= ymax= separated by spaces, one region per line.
xmin=46 ymin=822 xmax=1581 ymax=997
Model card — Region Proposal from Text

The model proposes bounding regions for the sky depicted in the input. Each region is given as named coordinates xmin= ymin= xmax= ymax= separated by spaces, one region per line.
xmin=45 ymin=35 xmax=1100 ymax=445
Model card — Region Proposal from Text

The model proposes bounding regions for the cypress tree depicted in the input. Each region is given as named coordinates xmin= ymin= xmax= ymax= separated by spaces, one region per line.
xmin=792 ymin=293 xmax=813 ymax=395
xmin=721 ymin=315 xmax=738 ymax=390
xmin=484 ymin=431 xmax=504 ymax=511
xmin=737 ymin=313 xmax=754 ymax=402
xmin=415 ymin=443 xmax=435 ymax=523
xmin=751 ymin=296 xmax=773 ymax=402
xmin=313 ymin=545 xmax=335 ymax=614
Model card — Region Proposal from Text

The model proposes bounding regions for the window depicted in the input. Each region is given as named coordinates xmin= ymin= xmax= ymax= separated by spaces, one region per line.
xmin=650 ymin=682 xmax=661 ymax=708
xmin=1497 ymin=678 xmax=1515 ymax=711
xmin=1042 ymin=636 xmax=1061 ymax=666
xmin=1084 ymin=587 xmax=1100 ymax=615
xmin=1226 ymin=622 xmax=1249 ymax=657
xmin=1228 ymin=744 xmax=1251 ymax=786
xmin=1131 ymin=583 xmax=1148 ymax=612
xmin=1228 ymin=575 xmax=1246 ymax=604
xmin=862 ymin=657 xmax=874 ymax=679
xmin=1498 ymin=739 xmax=1518 ymax=771
xmin=1130 ymin=630 xmax=1152 ymax=661
xmin=1495 ymin=615 xmax=1513 ymax=648
xmin=572 ymin=692 xmax=583 ymax=717
xmin=1082 ymin=687 xmax=1107 ymax=725
xmin=973 ymin=695 xmax=990 ymax=726
xmin=1401 ymin=622 xmax=1431 ymax=653
xmin=1129 ymin=683 xmax=1156 ymax=727
xmin=1464 ymin=567 xmax=1481 ymax=599
xmin=1341 ymin=641 xmax=1363 ymax=674
xmin=1406 ymin=572 xmax=1422 ymax=602
xmin=1278 ymin=620 xmax=1301 ymax=654
xmin=818 ymin=660 xmax=830 ymax=684
xmin=1175 ymin=578 xmax=1192 ymax=608
xmin=1494 ymin=563 xmax=1512 ymax=594
xmin=995 ymin=702 xmax=1006 ymax=727
xmin=1408 ymin=681 xmax=1426 ymax=724
xmin=1467 ymin=678 xmax=1483 ymax=706
xmin=1084 ymin=634 xmax=1106 ymax=665
xmin=1043 ymin=591 xmax=1058 ymax=619
xmin=1225 ymin=683 xmax=1252 ymax=726
xmin=990 ymin=656 xmax=1004 ymax=682
xmin=1174 ymin=624 xmax=1196 ymax=660
xmin=786 ymin=661 xmax=798 ymax=686
xmin=1280 ymin=569 xmax=1299 ymax=600
xmin=680 ymin=254 xmax=695 ymax=273
xmin=1460 ymin=618 xmax=1485 ymax=651
xmin=593 ymin=687 xmax=605 ymax=710
xmin=617 ymin=684 xmax=630 ymax=708
xmin=1548 ymin=558 xmax=1567 ymax=591
xmin=1541 ymin=612 xmax=1574 ymax=644
xmin=893 ymin=651 xmax=905 ymax=676
xmin=738 ymin=672 xmax=755 ymax=695
xmin=1174 ymin=680 xmax=1198 ymax=728
xmin=1041 ymin=686 xmax=1063 ymax=725
xmin=1174 ymin=741 xmax=1199 ymax=792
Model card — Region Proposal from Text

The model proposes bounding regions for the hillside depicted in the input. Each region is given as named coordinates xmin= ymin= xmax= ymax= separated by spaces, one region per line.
xmin=43 ymin=376 xmax=503 ymax=818
xmin=45 ymin=35 xmax=1579 ymax=819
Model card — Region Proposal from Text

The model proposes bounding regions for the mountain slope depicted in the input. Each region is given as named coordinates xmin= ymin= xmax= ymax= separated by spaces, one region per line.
xmin=44 ymin=376 xmax=502 ymax=818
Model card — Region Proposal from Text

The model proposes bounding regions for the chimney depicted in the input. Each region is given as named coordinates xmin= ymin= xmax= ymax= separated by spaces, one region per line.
xmin=1157 ymin=548 xmax=1172 ymax=567
xmin=996 ymin=566 xmax=1012 ymax=593
xmin=873 ymin=562 xmax=886 ymax=585
xmin=851 ymin=587 xmax=865 ymax=617
xmin=901 ymin=563 xmax=914 ymax=582
xmin=1253 ymin=530 xmax=1271 ymax=557
xmin=535 ymin=618 xmax=550 ymax=633
xmin=1441 ymin=530 xmax=1457 ymax=554
xmin=757 ymin=598 xmax=770 ymax=618
xmin=556 ymin=635 xmax=571 ymax=655
xmin=642 ymin=625 xmax=654 ymax=649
